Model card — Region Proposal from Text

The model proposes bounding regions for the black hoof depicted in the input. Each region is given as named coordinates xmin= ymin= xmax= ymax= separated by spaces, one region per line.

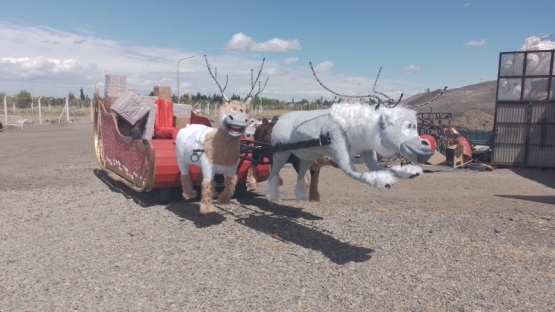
xmin=385 ymin=184 xmax=391 ymax=189
xmin=409 ymin=173 xmax=420 ymax=179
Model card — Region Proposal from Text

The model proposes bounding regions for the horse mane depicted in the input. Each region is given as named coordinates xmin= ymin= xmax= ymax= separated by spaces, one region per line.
xmin=253 ymin=117 xmax=274 ymax=143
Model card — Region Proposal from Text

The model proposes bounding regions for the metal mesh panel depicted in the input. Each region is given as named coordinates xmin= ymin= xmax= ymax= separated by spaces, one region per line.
xmin=523 ymin=77 xmax=549 ymax=100
xmin=525 ymin=52 xmax=552 ymax=76
xmin=499 ymin=52 xmax=524 ymax=76
xmin=497 ymin=78 xmax=522 ymax=100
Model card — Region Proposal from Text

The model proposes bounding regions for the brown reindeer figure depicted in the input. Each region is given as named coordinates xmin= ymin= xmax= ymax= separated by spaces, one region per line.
xmin=175 ymin=55 xmax=268 ymax=214
xmin=246 ymin=117 xmax=337 ymax=201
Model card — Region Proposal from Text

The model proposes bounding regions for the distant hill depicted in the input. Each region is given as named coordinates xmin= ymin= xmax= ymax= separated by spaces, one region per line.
xmin=405 ymin=80 xmax=497 ymax=131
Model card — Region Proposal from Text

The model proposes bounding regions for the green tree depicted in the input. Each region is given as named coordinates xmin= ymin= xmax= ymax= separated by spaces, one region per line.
xmin=79 ymin=88 xmax=86 ymax=101
xmin=16 ymin=90 xmax=32 ymax=108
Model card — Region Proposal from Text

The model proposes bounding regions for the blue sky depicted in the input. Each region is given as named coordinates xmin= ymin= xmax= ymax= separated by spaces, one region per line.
xmin=0 ymin=0 xmax=553 ymax=101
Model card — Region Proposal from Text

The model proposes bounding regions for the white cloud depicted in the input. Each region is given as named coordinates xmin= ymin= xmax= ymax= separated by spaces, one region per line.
xmin=314 ymin=61 xmax=333 ymax=72
xmin=0 ymin=21 xmax=449 ymax=101
xmin=463 ymin=2 xmax=472 ymax=7
xmin=402 ymin=65 xmax=421 ymax=74
xmin=225 ymin=32 xmax=301 ymax=52
xmin=282 ymin=57 xmax=299 ymax=65
xmin=224 ymin=32 xmax=255 ymax=51
xmin=464 ymin=39 xmax=487 ymax=46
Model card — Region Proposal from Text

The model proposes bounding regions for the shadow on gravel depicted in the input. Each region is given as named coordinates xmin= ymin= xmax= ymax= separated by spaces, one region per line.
xmin=509 ymin=167 xmax=555 ymax=189
xmin=236 ymin=214 xmax=374 ymax=264
xmin=236 ymin=194 xmax=324 ymax=221
xmin=165 ymin=201 xmax=226 ymax=228
xmin=93 ymin=169 xmax=156 ymax=207
xmin=496 ymin=194 xmax=555 ymax=205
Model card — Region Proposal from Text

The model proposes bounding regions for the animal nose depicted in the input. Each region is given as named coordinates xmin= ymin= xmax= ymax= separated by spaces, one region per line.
xmin=228 ymin=115 xmax=234 ymax=120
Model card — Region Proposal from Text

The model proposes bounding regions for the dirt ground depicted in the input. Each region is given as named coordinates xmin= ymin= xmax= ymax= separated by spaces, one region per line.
xmin=1 ymin=122 xmax=554 ymax=311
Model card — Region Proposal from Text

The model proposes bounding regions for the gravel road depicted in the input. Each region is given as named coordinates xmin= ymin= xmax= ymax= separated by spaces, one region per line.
xmin=1 ymin=122 xmax=554 ymax=311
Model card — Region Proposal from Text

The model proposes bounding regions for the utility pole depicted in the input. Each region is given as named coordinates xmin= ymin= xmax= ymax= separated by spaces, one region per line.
xmin=177 ymin=55 xmax=195 ymax=103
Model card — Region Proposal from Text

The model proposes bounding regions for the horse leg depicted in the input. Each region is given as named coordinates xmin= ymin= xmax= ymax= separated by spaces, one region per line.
xmin=180 ymin=174 xmax=197 ymax=200
xmin=218 ymin=175 xmax=237 ymax=204
xmin=308 ymin=168 xmax=320 ymax=201
xmin=200 ymin=180 xmax=216 ymax=214
xmin=266 ymin=152 xmax=290 ymax=202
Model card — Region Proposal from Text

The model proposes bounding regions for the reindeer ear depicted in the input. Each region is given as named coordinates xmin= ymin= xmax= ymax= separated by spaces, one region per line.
xmin=379 ymin=114 xmax=387 ymax=130
xmin=243 ymin=99 xmax=251 ymax=114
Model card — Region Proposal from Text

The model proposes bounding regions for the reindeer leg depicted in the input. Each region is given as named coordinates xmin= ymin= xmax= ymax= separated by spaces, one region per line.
xmin=295 ymin=159 xmax=312 ymax=201
xmin=267 ymin=152 xmax=290 ymax=202
xmin=246 ymin=166 xmax=257 ymax=189
xmin=200 ymin=180 xmax=216 ymax=214
xmin=218 ymin=175 xmax=237 ymax=204
xmin=180 ymin=174 xmax=198 ymax=200
xmin=329 ymin=138 xmax=396 ymax=190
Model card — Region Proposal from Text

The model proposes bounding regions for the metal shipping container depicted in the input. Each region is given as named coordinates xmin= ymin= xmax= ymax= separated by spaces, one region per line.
xmin=492 ymin=49 xmax=555 ymax=168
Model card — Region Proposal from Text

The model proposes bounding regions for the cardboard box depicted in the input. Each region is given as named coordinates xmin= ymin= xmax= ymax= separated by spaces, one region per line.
xmin=153 ymin=86 xmax=172 ymax=100
xmin=445 ymin=144 xmax=472 ymax=168
xmin=111 ymin=90 xmax=150 ymax=125
xmin=426 ymin=150 xmax=446 ymax=165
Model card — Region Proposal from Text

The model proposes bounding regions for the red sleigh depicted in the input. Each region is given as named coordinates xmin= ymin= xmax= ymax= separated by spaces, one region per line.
xmin=93 ymin=89 xmax=271 ymax=202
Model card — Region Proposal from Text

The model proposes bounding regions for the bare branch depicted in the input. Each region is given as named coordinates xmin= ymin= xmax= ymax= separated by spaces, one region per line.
xmin=204 ymin=55 xmax=229 ymax=101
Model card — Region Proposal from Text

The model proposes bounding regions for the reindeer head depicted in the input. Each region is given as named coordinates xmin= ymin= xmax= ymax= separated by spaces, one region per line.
xmin=311 ymin=62 xmax=445 ymax=163
xmin=217 ymin=99 xmax=250 ymax=139
xmin=205 ymin=55 xmax=269 ymax=139
xmin=376 ymin=105 xmax=435 ymax=163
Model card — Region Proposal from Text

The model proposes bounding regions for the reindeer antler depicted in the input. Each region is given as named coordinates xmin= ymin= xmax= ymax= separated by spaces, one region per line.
xmin=372 ymin=67 xmax=404 ymax=108
xmin=309 ymin=61 xmax=385 ymax=104
xmin=204 ymin=55 xmax=230 ymax=102
xmin=245 ymin=58 xmax=269 ymax=103
xmin=402 ymin=86 xmax=448 ymax=109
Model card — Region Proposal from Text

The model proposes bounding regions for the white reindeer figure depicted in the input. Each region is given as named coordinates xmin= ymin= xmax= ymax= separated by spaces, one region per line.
xmin=175 ymin=55 xmax=268 ymax=214
xmin=266 ymin=64 xmax=445 ymax=202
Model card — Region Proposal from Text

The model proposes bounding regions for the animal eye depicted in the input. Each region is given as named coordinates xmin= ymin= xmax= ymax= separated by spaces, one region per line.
xmin=407 ymin=123 xmax=412 ymax=129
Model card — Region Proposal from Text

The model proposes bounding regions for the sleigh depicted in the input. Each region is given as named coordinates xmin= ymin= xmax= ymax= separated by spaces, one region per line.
xmin=93 ymin=90 xmax=271 ymax=202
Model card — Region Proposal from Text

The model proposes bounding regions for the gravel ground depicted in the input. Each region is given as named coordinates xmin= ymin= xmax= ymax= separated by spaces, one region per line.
xmin=1 ymin=122 xmax=554 ymax=311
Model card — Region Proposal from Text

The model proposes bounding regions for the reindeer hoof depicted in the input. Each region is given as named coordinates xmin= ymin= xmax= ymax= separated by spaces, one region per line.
xmin=409 ymin=173 xmax=420 ymax=179
xmin=200 ymin=203 xmax=216 ymax=214
xmin=385 ymin=184 xmax=391 ymax=189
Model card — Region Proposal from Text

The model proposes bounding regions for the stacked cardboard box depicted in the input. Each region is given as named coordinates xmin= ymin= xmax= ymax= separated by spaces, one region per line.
xmin=111 ymin=90 xmax=150 ymax=126
xmin=153 ymin=86 xmax=172 ymax=100
xmin=105 ymin=74 xmax=127 ymax=107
